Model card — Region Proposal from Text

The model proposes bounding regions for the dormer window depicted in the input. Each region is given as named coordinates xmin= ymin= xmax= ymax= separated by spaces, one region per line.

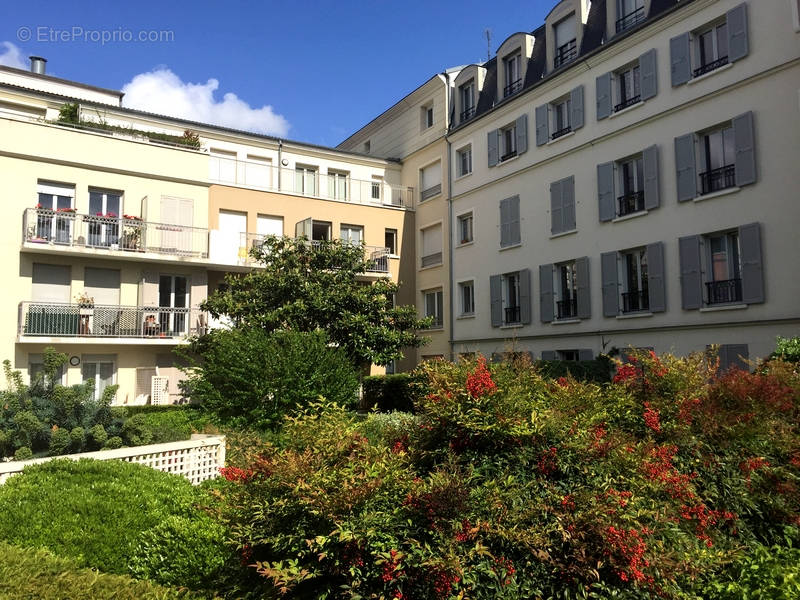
xmin=554 ymin=14 xmax=577 ymax=68
xmin=616 ymin=0 xmax=645 ymax=33
xmin=459 ymin=80 xmax=475 ymax=122
xmin=503 ymin=52 xmax=523 ymax=97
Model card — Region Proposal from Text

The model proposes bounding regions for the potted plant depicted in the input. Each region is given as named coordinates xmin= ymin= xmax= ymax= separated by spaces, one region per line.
xmin=122 ymin=215 xmax=143 ymax=251
xmin=75 ymin=291 xmax=94 ymax=313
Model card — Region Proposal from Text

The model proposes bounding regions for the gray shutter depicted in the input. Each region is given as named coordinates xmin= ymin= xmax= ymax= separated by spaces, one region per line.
xmin=295 ymin=217 xmax=312 ymax=239
xmin=490 ymin=275 xmax=502 ymax=327
xmin=721 ymin=344 xmax=749 ymax=372
xmin=597 ymin=162 xmax=615 ymax=222
xmin=642 ymin=145 xmax=660 ymax=210
xmin=488 ymin=129 xmax=499 ymax=167
xmin=507 ymin=195 xmax=521 ymax=246
xmin=541 ymin=350 xmax=557 ymax=361
xmin=733 ymin=111 xmax=756 ymax=186
xmin=596 ymin=72 xmax=612 ymax=120
xmin=519 ymin=268 xmax=532 ymax=324
xmin=562 ymin=176 xmax=576 ymax=232
xmin=727 ymin=3 xmax=749 ymax=63
xmin=550 ymin=179 xmax=563 ymax=234
xmin=578 ymin=349 xmax=594 ymax=361
xmin=539 ymin=264 xmax=554 ymax=323
xmin=678 ymin=235 xmax=703 ymax=309
xmin=646 ymin=242 xmax=666 ymax=313
xmin=739 ymin=222 xmax=764 ymax=304
xmin=670 ymin=32 xmax=691 ymax=86
xmin=535 ymin=104 xmax=549 ymax=146
xmin=139 ymin=271 xmax=159 ymax=307
xmin=576 ymin=256 xmax=591 ymax=319
xmin=639 ymin=49 xmax=658 ymax=100
xmin=499 ymin=198 xmax=509 ymax=246
xmin=516 ymin=114 xmax=528 ymax=155
xmin=570 ymin=85 xmax=584 ymax=130
xmin=674 ymin=133 xmax=697 ymax=202
xmin=601 ymin=251 xmax=619 ymax=317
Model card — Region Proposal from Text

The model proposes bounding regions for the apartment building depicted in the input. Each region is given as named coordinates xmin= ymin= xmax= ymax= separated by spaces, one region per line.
xmin=345 ymin=0 xmax=800 ymax=368
xmin=0 ymin=64 xmax=416 ymax=403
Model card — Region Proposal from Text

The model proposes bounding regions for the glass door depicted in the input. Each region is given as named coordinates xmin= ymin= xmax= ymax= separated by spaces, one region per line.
xmin=88 ymin=190 xmax=121 ymax=247
xmin=82 ymin=358 xmax=115 ymax=402
xmin=159 ymin=275 xmax=188 ymax=335
xmin=37 ymin=185 xmax=74 ymax=243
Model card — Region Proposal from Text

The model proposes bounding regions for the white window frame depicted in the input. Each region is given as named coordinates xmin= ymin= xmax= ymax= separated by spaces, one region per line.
xmin=698 ymin=122 xmax=735 ymax=194
xmin=500 ymin=123 xmax=517 ymax=161
xmin=81 ymin=354 xmax=117 ymax=402
xmin=704 ymin=230 xmax=741 ymax=284
xmin=423 ymin=289 xmax=444 ymax=329
xmin=384 ymin=228 xmax=397 ymax=255
xmin=503 ymin=51 xmax=522 ymax=97
xmin=28 ymin=353 xmax=67 ymax=386
xmin=327 ymin=169 xmax=349 ymax=201
xmin=295 ymin=164 xmax=318 ymax=196
xmin=695 ymin=20 xmax=728 ymax=71
xmin=456 ymin=211 xmax=474 ymax=245
xmin=555 ymin=260 xmax=577 ymax=319
xmin=618 ymin=247 xmax=649 ymax=313
xmin=456 ymin=145 xmax=473 ymax=178
xmin=420 ymin=221 xmax=443 ymax=268
xmin=614 ymin=62 xmax=641 ymax=112
xmin=458 ymin=279 xmax=475 ymax=316
xmin=551 ymin=96 xmax=572 ymax=138
xmin=502 ymin=272 xmax=521 ymax=324
xmin=459 ymin=80 xmax=475 ymax=121
xmin=339 ymin=224 xmax=364 ymax=245
xmin=371 ymin=175 xmax=383 ymax=201
xmin=421 ymin=103 xmax=434 ymax=130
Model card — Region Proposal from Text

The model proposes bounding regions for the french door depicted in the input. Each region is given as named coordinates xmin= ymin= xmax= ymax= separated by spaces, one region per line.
xmin=36 ymin=183 xmax=74 ymax=243
xmin=88 ymin=190 xmax=121 ymax=247
xmin=159 ymin=275 xmax=188 ymax=335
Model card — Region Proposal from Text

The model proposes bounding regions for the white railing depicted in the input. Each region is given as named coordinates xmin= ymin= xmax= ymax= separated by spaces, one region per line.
xmin=0 ymin=434 xmax=226 ymax=486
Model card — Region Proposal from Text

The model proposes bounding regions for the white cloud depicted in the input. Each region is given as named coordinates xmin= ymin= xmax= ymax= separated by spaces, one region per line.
xmin=0 ymin=41 xmax=27 ymax=70
xmin=121 ymin=68 xmax=290 ymax=137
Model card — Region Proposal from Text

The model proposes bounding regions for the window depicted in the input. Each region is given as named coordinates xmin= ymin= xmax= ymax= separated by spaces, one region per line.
xmin=29 ymin=353 xmax=66 ymax=386
xmin=552 ymin=97 xmax=572 ymax=140
xmin=503 ymin=272 xmax=521 ymax=324
xmin=503 ymin=52 xmax=522 ymax=97
xmin=32 ymin=263 xmax=70 ymax=303
xmin=621 ymin=248 xmax=649 ymax=313
xmin=696 ymin=22 xmax=729 ymax=77
xmin=420 ymin=224 xmax=442 ymax=268
xmin=618 ymin=156 xmax=645 ymax=216
xmin=457 ymin=212 xmax=473 ymax=245
xmin=81 ymin=355 xmax=115 ymax=402
xmin=340 ymin=224 xmax=363 ymax=245
xmin=312 ymin=221 xmax=331 ymax=241
xmin=615 ymin=63 xmax=641 ymax=112
xmin=554 ymin=14 xmax=577 ymax=68
xmin=499 ymin=196 xmax=521 ymax=248
xmin=540 ymin=256 xmax=590 ymax=323
xmin=159 ymin=275 xmax=189 ymax=335
xmin=556 ymin=261 xmax=578 ymax=320
xmin=385 ymin=360 xmax=396 ymax=374
xmin=598 ymin=146 xmax=659 ymax=221
xmin=371 ymin=176 xmax=383 ymax=201
xmin=327 ymin=170 xmax=349 ymax=200
xmin=295 ymin=165 xmax=317 ymax=196
xmin=457 ymin=145 xmax=472 ymax=177
xmin=363 ymin=140 xmax=371 ymax=154
xmin=713 ymin=344 xmax=750 ymax=373
xmin=460 ymin=80 xmax=475 ymax=121
xmin=500 ymin=123 xmax=517 ymax=161
xmin=459 ymin=281 xmax=475 ymax=316
xmin=244 ymin=155 xmax=272 ymax=188
xmin=700 ymin=124 xmax=736 ymax=195
xmin=705 ymin=231 xmax=742 ymax=304
xmin=35 ymin=181 xmax=75 ymax=244
xmin=419 ymin=162 xmax=442 ymax=201
xmin=616 ymin=0 xmax=645 ymax=33
xmin=424 ymin=289 xmax=444 ymax=328
xmin=421 ymin=104 xmax=434 ymax=130
xmin=209 ymin=149 xmax=237 ymax=183
xmin=384 ymin=228 xmax=397 ymax=255
xmin=88 ymin=189 xmax=122 ymax=248
xmin=558 ymin=349 xmax=580 ymax=361
xmin=488 ymin=115 xmax=528 ymax=165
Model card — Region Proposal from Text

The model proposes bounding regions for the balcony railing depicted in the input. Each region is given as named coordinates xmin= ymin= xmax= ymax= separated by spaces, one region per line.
xmin=420 ymin=183 xmax=442 ymax=202
xmin=616 ymin=6 xmax=645 ymax=33
xmin=208 ymin=158 xmax=415 ymax=209
xmin=706 ymin=278 xmax=742 ymax=305
xmin=556 ymin=297 xmax=578 ymax=320
xmin=421 ymin=251 xmax=443 ymax=268
xmin=551 ymin=126 xmax=572 ymax=141
xmin=617 ymin=190 xmax=645 ymax=217
xmin=614 ymin=94 xmax=641 ymax=113
xmin=503 ymin=78 xmax=523 ymax=98
xmin=699 ymin=164 xmax=736 ymax=195
xmin=18 ymin=302 xmax=207 ymax=339
xmin=554 ymin=39 xmax=577 ymax=69
xmin=693 ymin=56 xmax=728 ymax=78
xmin=504 ymin=305 xmax=521 ymax=324
xmin=500 ymin=149 xmax=518 ymax=162
xmin=460 ymin=106 xmax=476 ymax=122
xmin=23 ymin=208 xmax=209 ymax=259
xmin=622 ymin=290 xmax=650 ymax=313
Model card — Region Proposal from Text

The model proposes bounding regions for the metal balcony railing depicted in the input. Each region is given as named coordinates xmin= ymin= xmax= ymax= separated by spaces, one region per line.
xmin=500 ymin=149 xmax=518 ymax=162
xmin=615 ymin=6 xmax=645 ymax=33
xmin=551 ymin=126 xmax=572 ymax=141
xmin=614 ymin=94 xmax=641 ymax=113
xmin=23 ymin=208 xmax=209 ymax=258
xmin=420 ymin=183 xmax=442 ymax=202
xmin=556 ymin=297 xmax=578 ymax=320
xmin=504 ymin=305 xmax=521 ymax=324
xmin=622 ymin=290 xmax=650 ymax=313
xmin=617 ymin=190 xmax=645 ymax=217
xmin=18 ymin=302 xmax=207 ymax=339
xmin=693 ymin=56 xmax=728 ymax=78
xmin=699 ymin=164 xmax=736 ymax=195
xmin=460 ymin=106 xmax=476 ymax=122
xmin=503 ymin=78 xmax=523 ymax=98
xmin=706 ymin=278 xmax=742 ymax=305
xmin=554 ymin=39 xmax=577 ymax=69
xmin=421 ymin=251 xmax=443 ymax=268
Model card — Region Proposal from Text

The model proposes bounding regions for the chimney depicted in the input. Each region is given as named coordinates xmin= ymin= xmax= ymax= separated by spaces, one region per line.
xmin=29 ymin=56 xmax=47 ymax=75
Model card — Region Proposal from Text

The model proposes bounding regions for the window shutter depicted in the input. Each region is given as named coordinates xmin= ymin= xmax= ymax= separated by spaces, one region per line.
xmin=541 ymin=350 xmax=557 ymax=361
xmin=562 ymin=176 xmax=576 ymax=232
xmin=670 ymin=32 xmax=691 ymax=86
xmin=519 ymin=268 xmax=532 ymax=324
xmin=720 ymin=344 xmax=749 ymax=372
xmin=550 ymin=180 xmax=563 ymax=234
xmin=509 ymin=195 xmax=521 ymax=246
xmin=601 ymin=251 xmax=619 ymax=317
xmin=674 ymin=133 xmax=697 ymax=202
xmin=739 ymin=222 xmax=764 ymax=304
xmin=578 ymin=349 xmax=594 ymax=361
xmin=639 ymin=49 xmax=658 ymax=100
xmin=570 ymin=85 xmax=584 ymax=130
xmin=490 ymin=275 xmax=502 ymax=327
xmin=733 ymin=111 xmax=756 ymax=186
xmin=646 ymin=242 xmax=666 ymax=313
xmin=727 ymin=3 xmax=749 ymax=62
xmin=539 ymin=264 xmax=554 ymax=323
xmin=596 ymin=72 xmax=612 ymax=120
xmin=576 ymin=256 xmax=591 ymax=319
xmin=597 ymin=162 xmax=615 ymax=222
xmin=516 ymin=114 xmax=528 ymax=155
xmin=488 ymin=129 xmax=499 ymax=167
xmin=535 ymin=104 xmax=549 ymax=146
xmin=138 ymin=271 xmax=159 ymax=307
xmin=642 ymin=144 xmax=660 ymax=210
xmin=678 ymin=235 xmax=703 ymax=309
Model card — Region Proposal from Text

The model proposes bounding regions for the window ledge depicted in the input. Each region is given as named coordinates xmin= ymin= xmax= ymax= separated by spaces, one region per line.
xmin=693 ymin=186 xmax=740 ymax=203
xmin=552 ymin=318 xmax=581 ymax=325
xmin=457 ymin=240 xmax=474 ymax=248
xmin=500 ymin=323 xmax=524 ymax=329
xmin=499 ymin=242 xmax=522 ymax=252
xmin=687 ymin=62 xmax=733 ymax=85
xmin=418 ymin=194 xmax=442 ymax=204
xmin=418 ymin=263 xmax=443 ymax=272
xmin=546 ymin=131 xmax=575 ymax=145
xmin=699 ymin=303 xmax=747 ymax=313
xmin=612 ymin=210 xmax=649 ymax=223
xmin=498 ymin=154 xmax=521 ymax=166
xmin=454 ymin=171 xmax=473 ymax=181
xmin=615 ymin=312 xmax=653 ymax=320
xmin=457 ymin=313 xmax=476 ymax=320
xmin=388 ymin=254 xmax=400 ymax=259
xmin=550 ymin=229 xmax=578 ymax=240
xmin=609 ymin=100 xmax=644 ymax=119
xmin=426 ymin=326 xmax=445 ymax=332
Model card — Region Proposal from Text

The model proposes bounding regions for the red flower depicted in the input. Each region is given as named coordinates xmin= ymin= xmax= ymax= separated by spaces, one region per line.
xmin=643 ymin=402 xmax=661 ymax=433
xmin=466 ymin=356 xmax=497 ymax=398
xmin=219 ymin=466 xmax=254 ymax=482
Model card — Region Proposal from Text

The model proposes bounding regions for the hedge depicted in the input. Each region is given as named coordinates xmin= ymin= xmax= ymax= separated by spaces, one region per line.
xmin=535 ymin=356 xmax=613 ymax=382
xmin=360 ymin=373 xmax=420 ymax=412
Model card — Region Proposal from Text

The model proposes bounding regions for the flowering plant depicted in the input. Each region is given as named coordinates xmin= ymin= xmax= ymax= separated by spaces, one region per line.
xmin=74 ymin=291 xmax=94 ymax=307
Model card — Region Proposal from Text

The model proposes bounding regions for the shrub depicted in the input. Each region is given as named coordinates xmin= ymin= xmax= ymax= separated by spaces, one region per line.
xmin=121 ymin=413 xmax=153 ymax=446
xmin=773 ymin=336 xmax=800 ymax=363
xmin=48 ymin=427 xmax=71 ymax=456
xmin=361 ymin=373 xmax=420 ymax=412
xmin=103 ymin=436 xmax=123 ymax=449
xmin=12 ymin=446 xmax=32 ymax=461
xmin=180 ymin=329 xmax=360 ymax=429
xmin=535 ymin=355 xmax=613 ymax=382
xmin=89 ymin=423 xmax=108 ymax=449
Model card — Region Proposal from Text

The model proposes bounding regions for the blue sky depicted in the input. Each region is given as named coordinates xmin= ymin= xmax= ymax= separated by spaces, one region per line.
xmin=0 ymin=0 xmax=551 ymax=147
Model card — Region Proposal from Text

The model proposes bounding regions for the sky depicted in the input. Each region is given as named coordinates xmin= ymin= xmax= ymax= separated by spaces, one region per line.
xmin=0 ymin=0 xmax=551 ymax=147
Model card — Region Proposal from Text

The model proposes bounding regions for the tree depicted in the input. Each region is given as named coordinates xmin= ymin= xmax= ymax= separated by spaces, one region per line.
xmin=202 ymin=236 xmax=430 ymax=366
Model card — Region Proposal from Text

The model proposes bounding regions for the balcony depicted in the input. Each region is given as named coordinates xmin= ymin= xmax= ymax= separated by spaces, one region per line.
xmin=614 ymin=94 xmax=641 ymax=113
xmin=500 ymin=149 xmax=518 ymax=162
xmin=18 ymin=302 xmax=207 ymax=343
xmin=699 ymin=165 xmax=736 ymax=195
xmin=23 ymin=208 xmax=209 ymax=261
xmin=622 ymin=290 xmax=649 ymax=313
xmin=693 ymin=56 xmax=728 ymax=78
xmin=616 ymin=6 xmax=645 ymax=33
xmin=556 ymin=297 xmax=577 ymax=320
xmin=617 ymin=191 xmax=645 ymax=217
xmin=706 ymin=278 xmax=742 ymax=305
xmin=460 ymin=106 xmax=476 ymax=122
xmin=551 ymin=126 xmax=572 ymax=141
xmin=554 ymin=39 xmax=577 ymax=69
xmin=420 ymin=251 xmax=443 ymax=269
xmin=503 ymin=78 xmax=523 ymax=98
xmin=504 ymin=305 xmax=521 ymax=325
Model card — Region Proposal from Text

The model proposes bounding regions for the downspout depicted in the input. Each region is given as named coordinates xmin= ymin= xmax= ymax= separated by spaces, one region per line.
xmin=443 ymin=71 xmax=455 ymax=362
xmin=277 ymin=139 xmax=283 ymax=190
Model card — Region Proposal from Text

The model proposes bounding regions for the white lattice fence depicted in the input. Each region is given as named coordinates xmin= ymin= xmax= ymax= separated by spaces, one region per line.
xmin=0 ymin=434 xmax=225 ymax=485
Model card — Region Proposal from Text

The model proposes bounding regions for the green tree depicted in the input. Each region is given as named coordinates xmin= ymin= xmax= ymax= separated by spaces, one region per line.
xmin=202 ymin=236 xmax=430 ymax=366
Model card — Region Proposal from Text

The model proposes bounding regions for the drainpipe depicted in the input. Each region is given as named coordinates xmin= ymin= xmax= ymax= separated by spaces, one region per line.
xmin=277 ymin=139 xmax=283 ymax=190
xmin=443 ymin=71 xmax=455 ymax=362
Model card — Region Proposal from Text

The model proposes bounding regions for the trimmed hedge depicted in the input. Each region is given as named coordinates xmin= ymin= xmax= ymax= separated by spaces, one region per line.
xmin=535 ymin=356 xmax=613 ymax=383
xmin=361 ymin=373 xmax=420 ymax=413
